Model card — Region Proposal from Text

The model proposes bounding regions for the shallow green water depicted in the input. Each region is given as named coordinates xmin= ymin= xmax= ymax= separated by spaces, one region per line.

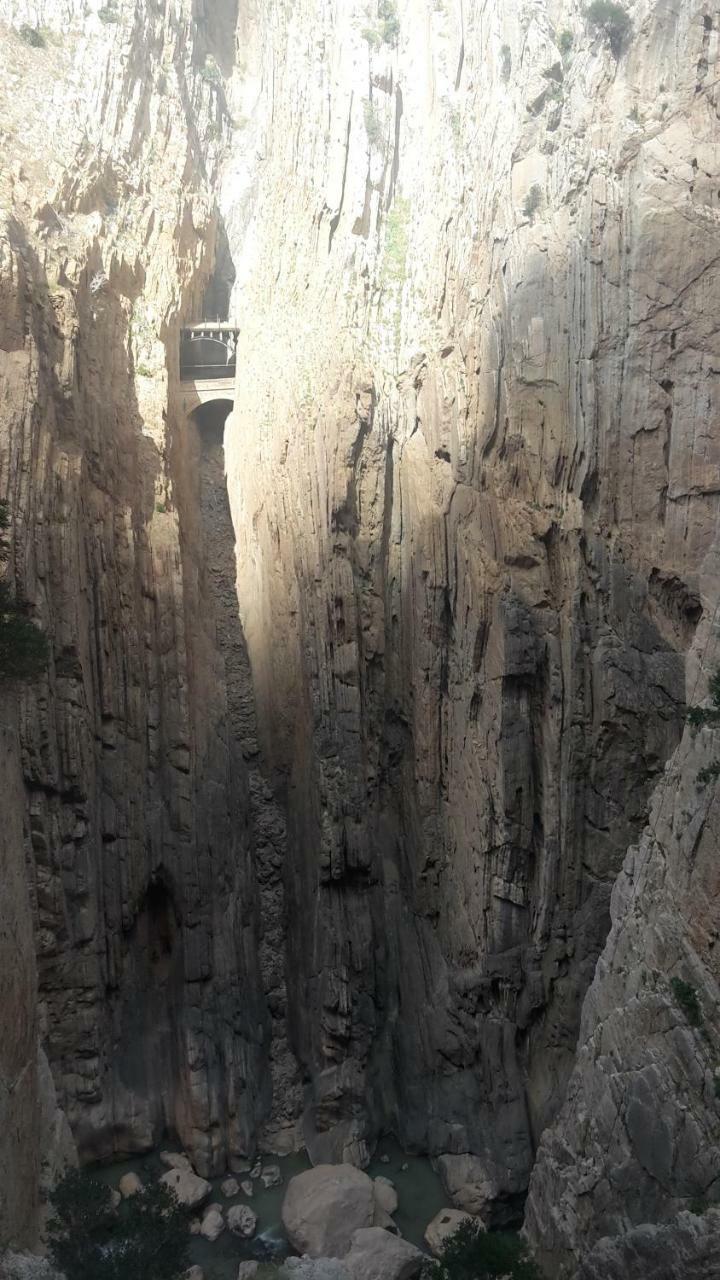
xmin=94 ymin=1139 xmax=447 ymax=1280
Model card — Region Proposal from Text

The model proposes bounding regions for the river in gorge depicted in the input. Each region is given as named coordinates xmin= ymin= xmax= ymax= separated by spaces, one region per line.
xmin=94 ymin=1139 xmax=448 ymax=1279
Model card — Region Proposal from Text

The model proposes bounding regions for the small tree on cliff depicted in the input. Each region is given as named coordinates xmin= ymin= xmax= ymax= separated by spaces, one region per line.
xmin=0 ymin=499 xmax=48 ymax=681
xmin=47 ymin=1168 xmax=190 ymax=1280
xmin=688 ymin=669 xmax=720 ymax=786
xmin=422 ymin=1218 xmax=541 ymax=1280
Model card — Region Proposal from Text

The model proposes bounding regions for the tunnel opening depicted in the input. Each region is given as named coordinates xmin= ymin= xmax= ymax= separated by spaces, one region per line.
xmin=191 ymin=397 xmax=234 ymax=447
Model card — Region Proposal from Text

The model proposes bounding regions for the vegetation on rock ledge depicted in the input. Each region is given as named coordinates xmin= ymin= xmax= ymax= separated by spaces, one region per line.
xmin=423 ymin=1219 xmax=541 ymax=1280
xmin=48 ymin=1168 xmax=189 ymax=1280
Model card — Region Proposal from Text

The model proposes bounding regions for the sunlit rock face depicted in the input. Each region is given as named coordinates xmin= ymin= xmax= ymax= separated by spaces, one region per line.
xmin=1 ymin=0 xmax=719 ymax=1265
xmin=223 ymin=0 xmax=717 ymax=1224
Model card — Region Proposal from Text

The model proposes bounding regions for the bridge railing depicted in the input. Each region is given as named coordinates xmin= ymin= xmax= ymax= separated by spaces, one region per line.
xmin=179 ymin=325 xmax=238 ymax=382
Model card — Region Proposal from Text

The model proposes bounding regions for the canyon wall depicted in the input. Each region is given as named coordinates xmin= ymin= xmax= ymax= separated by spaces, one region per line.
xmin=224 ymin=0 xmax=718 ymax=1228
xmin=1 ymin=0 xmax=719 ymax=1270
xmin=0 ymin=0 xmax=290 ymax=1243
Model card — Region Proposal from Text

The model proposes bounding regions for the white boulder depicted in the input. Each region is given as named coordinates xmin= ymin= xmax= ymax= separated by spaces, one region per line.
xmin=237 ymin=1264 xmax=260 ymax=1280
xmin=373 ymin=1177 xmax=398 ymax=1215
xmin=200 ymin=1207 xmax=225 ymax=1241
xmin=282 ymin=1164 xmax=375 ymax=1258
xmin=228 ymin=1203 xmax=258 ymax=1238
xmin=160 ymin=1165 xmax=212 ymax=1210
xmin=344 ymin=1227 xmax=423 ymax=1280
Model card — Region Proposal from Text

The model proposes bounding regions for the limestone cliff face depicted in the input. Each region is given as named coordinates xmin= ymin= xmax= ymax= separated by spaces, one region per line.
xmin=524 ymin=599 xmax=720 ymax=1274
xmin=0 ymin=0 xmax=287 ymax=1234
xmin=1 ymin=0 xmax=719 ymax=1265
xmin=223 ymin=0 xmax=718 ymax=1222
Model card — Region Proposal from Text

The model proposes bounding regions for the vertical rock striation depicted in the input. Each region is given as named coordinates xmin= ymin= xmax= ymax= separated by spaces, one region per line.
xmin=223 ymin=0 xmax=718 ymax=1219
xmin=0 ymin=0 xmax=719 ymax=1261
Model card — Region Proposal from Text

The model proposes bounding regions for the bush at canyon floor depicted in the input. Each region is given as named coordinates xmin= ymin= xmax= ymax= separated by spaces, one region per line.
xmin=423 ymin=1219 xmax=540 ymax=1280
xmin=47 ymin=1169 xmax=189 ymax=1280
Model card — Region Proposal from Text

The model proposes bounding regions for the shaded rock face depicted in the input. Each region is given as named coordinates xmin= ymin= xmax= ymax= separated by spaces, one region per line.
xmin=0 ymin=0 xmax=718 ymax=1261
xmin=524 ymin=619 xmax=720 ymax=1273
xmin=573 ymin=1209 xmax=720 ymax=1280
xmin=0 ymin=0 xmax=292 ymax=1207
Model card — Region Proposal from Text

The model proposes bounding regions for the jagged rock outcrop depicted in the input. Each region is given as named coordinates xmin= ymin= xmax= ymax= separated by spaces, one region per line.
xmin=524 ymin=615 xmax=720 ymax=1274
xmin=573 ymin=1209 xmax=720 ymax=1280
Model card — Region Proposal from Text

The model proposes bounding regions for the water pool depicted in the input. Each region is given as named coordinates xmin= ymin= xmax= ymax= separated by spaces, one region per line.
xmin=93 ymin=1139 xmax=447 ymax=1279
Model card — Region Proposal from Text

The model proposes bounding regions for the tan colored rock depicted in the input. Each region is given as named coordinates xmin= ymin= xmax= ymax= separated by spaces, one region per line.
xmin=160 ymin=1167 xmax=212 ymax=1210
xmin=343 ymin=1227 xmax=423 ymax=1280
xmin=373 ymin=1177 xmax=398 ymax=1215
xmin=200 ymin=1207 xmax=225 ymax=1241
xmin=424 ymin=1209 xmax=477 ymax=1257
xmin=119 ymin=1172 xmax=143 ymax=1198
xmin=433 ymin=1156 xmax=493 ymax=1218
xmin=282 ymin=1165 xmax=375 ymax=1257
xmin=161 ymin=1152 xmax=192 ymax=1171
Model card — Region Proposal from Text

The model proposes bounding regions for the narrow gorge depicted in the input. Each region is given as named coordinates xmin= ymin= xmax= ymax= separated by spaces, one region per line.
xmin=0 ymin=1 xmax=719 ymax=1277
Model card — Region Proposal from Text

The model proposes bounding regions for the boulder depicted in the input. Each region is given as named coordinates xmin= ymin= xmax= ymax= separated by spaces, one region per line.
xmin=111 ymin=1189 xmax=122 ymax=1209
xmin=221 ymin=1177 xmax=240 ymax=1197
xmin=160 ymin=1151 xmax=191 ymax=1170
xmin=250 ymin=1159 xmax=263 ymax=1179
xmin=190 ymin=1218 xmax=202 ymax=1235
xmin=373 ymin=1208 xmax=400 ymax=1235
xmin=237 ymin=1265 xmax=260 ymax=1280
xmin=241 ymin=1179 xmax=254 ymax=1197
xmin=160 ymin=1166 xmax=212 ymax=1210
xmin=119 ymin=1171 xmax=143 ymax=1198
xmin=282 ymin=1164 xmax=375 ymax=1258
xmin=281 ymin=1259 xmax=350 ymax=1280
xmin=373 ymin=1177 xmax=398 ymax=1215
xmin=424 ymin=1208 xmax=476 ymax=1257
xmin=344 ymin=1227 xmax=423 ymax=1280
xmin=433 ymin=1155 xmax=493 ymax=1218
xmin=261 ymin=1163 xmax=282 ymax=1188
xmin=186 ymin=1268 xmax=204 ymax=1280
xmin=200 ymin=1208 xmax=225 ymax=1242
xmin=228 ymin=1203 xmax=258 ymax=1238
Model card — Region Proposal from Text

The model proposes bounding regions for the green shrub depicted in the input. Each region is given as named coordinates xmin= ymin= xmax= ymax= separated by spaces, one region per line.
xmin=558 ymin=30 xmax=573 ymax=55
xmin=200 ymin=55 xmax=222 ymax=85
xmin=586 ymin=2 xmax=632 ymax=57
xmin=19 ymin=23 xmax=46 ymax=46
xmin=423 ymin=1218 xmax=541 ymax=1280
xmin=378 ymin=0 xmax=400 ymax=44
xmin=670 ymin=976 xmax=703 ymax=1028
xmin=500 ymin=45 xmax=512 ymax=80
xmin=363 ymin=101 xmax=383 ymax=148
xmin=689 ymin=1197 xmax=710 ymax=1215
xmin=362 ymin=1 xmax=399 ymax=48
xmin=523 ymin=184 xmax=543 ymax=220
xmin=0 ymin=502 xmax=48 ymax=682
xmin=98 ymin=5 xmax=120 ymax=23
xmin=48 ymin=1168 xmax=189 ymax=1280
xmin=688 ymin=669 xmax=720 ymax=785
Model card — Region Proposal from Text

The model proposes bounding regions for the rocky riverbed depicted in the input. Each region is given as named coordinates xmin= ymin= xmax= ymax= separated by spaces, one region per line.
xmin=92 ymin=1141 xmax=450 ymax=1280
